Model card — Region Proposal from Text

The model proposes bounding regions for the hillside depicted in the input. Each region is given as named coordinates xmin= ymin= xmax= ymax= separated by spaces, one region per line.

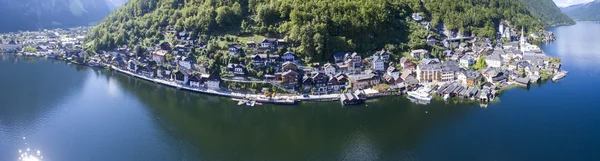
xmin=521 ymin=0 xmax=575 ymax=26
xmin=561 ymin=0 xmax=600 ymax=21
xmin=87 ymin=0 xmax=545 ymax=61
xmin=0 ymin=0 xmax=120 ymax=33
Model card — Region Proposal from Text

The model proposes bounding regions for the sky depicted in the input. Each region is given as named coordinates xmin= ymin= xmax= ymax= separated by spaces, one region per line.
xmin=553 ymin=0 xmax=595 ymax=7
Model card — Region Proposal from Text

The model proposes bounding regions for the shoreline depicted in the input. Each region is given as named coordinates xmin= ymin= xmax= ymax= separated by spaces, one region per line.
xmin=0 ymin=52 xmax=559 ymax=107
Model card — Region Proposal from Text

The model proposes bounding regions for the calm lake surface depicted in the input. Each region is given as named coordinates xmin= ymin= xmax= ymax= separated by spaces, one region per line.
xmin=2 ymin=22 xmax=600 ymax=161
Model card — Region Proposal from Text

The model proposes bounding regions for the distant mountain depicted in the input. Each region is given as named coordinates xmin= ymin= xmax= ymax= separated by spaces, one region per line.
xmin=521 ymin=0 xmax=575 ymax=26
xmin=561 ymin=0 xmax=600 ymax=21
xmin=0 ymin=0 xmax=126 ymax=33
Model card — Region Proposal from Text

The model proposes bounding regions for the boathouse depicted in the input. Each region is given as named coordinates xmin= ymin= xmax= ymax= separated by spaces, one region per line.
xmin=339 ymin=92 xmax=364 ymax=106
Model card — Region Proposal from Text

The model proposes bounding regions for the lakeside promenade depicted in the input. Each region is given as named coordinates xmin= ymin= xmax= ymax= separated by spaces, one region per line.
xmin=110 ymin=65 xmax=341 ymax=105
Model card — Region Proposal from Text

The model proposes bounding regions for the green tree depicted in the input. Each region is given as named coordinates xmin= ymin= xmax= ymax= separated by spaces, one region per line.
xmin=474 ymin=56 xmax=487 ymax=70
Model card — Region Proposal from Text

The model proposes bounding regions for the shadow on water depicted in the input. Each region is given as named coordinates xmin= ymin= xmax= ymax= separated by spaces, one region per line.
xmin=111 ymin=70 xmax=473 ymax=160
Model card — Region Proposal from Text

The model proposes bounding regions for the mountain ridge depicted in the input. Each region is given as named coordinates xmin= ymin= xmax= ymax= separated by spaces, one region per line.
xmin=0 ymin=0 xmax=123 ymax=33
xmin=521 ymin=0 xmax=575 ymax=26
xmin=561 ymin=0 xmax=600 ymax=21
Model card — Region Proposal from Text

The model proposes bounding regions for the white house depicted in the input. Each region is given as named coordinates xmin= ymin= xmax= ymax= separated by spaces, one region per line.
xmin=485 ymin=53 xmax=503 ymax=68
xmin=179 ymin=56 xmax=193 ymax=69
xmin=458 ymin=72 xmax=467 ymax=85
xmin=459 ymin=55 xmax=474 ymax=68
xmin=323 ymin=63 xmax=337 ymax=75
xmin=206 ymin=78 xmax=220 ymax=90
xmin=371 ymin=56 xmax=385 ymax=71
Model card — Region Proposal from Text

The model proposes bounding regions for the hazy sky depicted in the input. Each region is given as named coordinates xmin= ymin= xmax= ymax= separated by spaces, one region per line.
xmin=553 ymin=0 xmax=595 ymax=7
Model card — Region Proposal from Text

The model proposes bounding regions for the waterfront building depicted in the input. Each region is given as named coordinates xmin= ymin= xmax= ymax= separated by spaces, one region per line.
xmin=416 ymin=64 xmax=441 ymax=83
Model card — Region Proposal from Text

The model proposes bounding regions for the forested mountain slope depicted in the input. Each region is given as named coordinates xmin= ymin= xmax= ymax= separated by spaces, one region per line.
xmin=87 ymin=0 xmax=545 ymax=61
xmin=521 ymin=0 xmax=575 ymax=26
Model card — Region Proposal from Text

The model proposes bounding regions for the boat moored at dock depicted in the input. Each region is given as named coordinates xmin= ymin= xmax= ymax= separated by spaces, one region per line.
xmin=552 ymin=70 xmax=568 ymax=81
xmin=407 ymin=89 xmax=433 ymax=101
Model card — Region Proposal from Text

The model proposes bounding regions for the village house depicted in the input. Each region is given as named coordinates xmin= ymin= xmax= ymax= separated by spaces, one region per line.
xmin=327 ymin=76 xmax=341 ymax=91
xmin=411 ymin=49 xmax=428 ymax=58
xmin=302 ymin=76 xmax=314 ymax=91
xmin=485 ymin=52 xmax=503 ymax=68
xmin=152 ymin=50 xmax=167 ymax=63
xmin=251 ymin=54 xmax=266 ymax=66
xmin=159 ymin=42 xmax=172 ymax=51
xmin=280 ymin=70 xmax=299 ymax=84
xmin=441 ymin=61 xmax=461 ymax=82
xmin=227 ymin=63 xmax=246 ymax=77
xmin=282 ymin=51 xmax=296 ymax=62
xmin=311 ymin=72 xmax=329 ymax=93
xmin=260 ymin=38 xmax=278 ymax=49
xmin=383 ymin=67 xmax=403 ymax=87
xmin=156 ymin=65 xmax=170 ymax=79
xmin=228 ymin=44 xmax=243 ymax=55
xmin=459 ymin=55 xmax=474 ymax=68
xmin=206 ymin=74 xmax=221 ymax=90
xmin=128 ymin=59 xmax=140 ymax=72
xmin=138 ymin=66 xmax=154 ymax=78
xmin=348 ymin=72 xmax=380 ymax=89
xmin=189 ymin=74 xmax=203 ymax=88
xmin=173 ymin=45 xmax=190 ymax=55
xmin=333 ymin=73 xmax=350 ymax=90
xmin=344 ymin=52 xmax=362 ymax=68
xmin=178 ymin=56 xmax=194 ymax=69
xmin=458 ymin=70 xmax=481 ymax=86
xmin=174 ymin=69 xmax=191 ymax=85
xmin=370 ymin=56 xmax=386 ymax=71
xmin=323 ymin=63 xmax=337 ymax=75
xmin=399 ymin=57 xmax=415 ymax=71
xmin=373 ymin=49 xmax=391 ymax=62
xmin=282 ymin=61 xmax=298 ymax=72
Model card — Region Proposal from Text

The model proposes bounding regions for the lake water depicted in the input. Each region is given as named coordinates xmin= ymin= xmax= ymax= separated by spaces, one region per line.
xmin=1 ymin=22 xmax=600 ymax=161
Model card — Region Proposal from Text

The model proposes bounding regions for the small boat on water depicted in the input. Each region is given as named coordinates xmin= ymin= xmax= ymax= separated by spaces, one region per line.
xmin=552 ymin=70 xmax=568 ymax=81
xmin=237 ymin=100 xmax=247 ymax=105
xmin=246 ymin=100 xmax=256 ymax=107
xmin=234 ymin=98 xmax=261 ymax=106
xmin=408 ymin=89 xmax=433 ymax=101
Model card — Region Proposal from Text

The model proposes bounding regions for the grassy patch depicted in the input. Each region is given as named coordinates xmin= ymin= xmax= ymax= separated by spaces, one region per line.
xmin=236 ymin=34 xmax=266 ymax=45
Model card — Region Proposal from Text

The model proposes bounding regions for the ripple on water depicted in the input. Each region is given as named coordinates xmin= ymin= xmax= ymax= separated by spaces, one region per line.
xmin=341 ymin=129 xmax=380 ymax=160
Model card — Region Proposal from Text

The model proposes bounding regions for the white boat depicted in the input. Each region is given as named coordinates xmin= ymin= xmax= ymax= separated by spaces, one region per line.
xmin=552 ymin=70 xmax=568 ymax=81
xmin=407 ymin=89 xmax=433 ymax=101
xmin=443 ymin=94 xmax=450 ymax=101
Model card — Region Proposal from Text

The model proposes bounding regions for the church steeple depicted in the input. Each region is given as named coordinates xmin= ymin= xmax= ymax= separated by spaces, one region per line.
xmin=520 ymin=26 xmax=526 ymax=46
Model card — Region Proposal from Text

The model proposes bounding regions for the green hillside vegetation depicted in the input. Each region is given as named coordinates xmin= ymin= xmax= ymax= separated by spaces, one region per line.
xmin=521 ymin=0 xmax=575 ymax=26
xmin=561 ymin=0 xmax=600 ymax=21
xmin=86 ymin=0 xmax=545 ymax=63
xmin=421 ymin=0 xmax=544 ymax=37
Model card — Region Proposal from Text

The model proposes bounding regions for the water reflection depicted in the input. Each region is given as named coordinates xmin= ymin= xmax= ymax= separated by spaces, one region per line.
xmin=111 ymin=70 xmax=471 ymax=160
